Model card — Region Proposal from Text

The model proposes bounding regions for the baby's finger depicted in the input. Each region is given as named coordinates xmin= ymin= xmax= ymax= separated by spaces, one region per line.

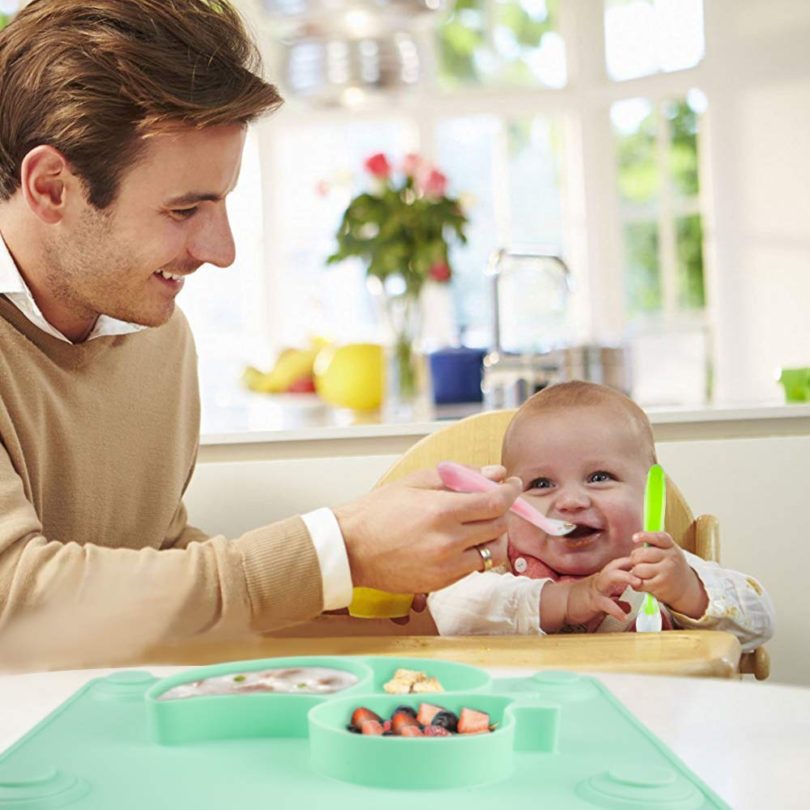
xmin=630 ymin=562 xmax=662 ymax=583
xmin=632 ymin=531 xmax=674 ymax=548
xmin=600 ymin=568 xmax=642 ymax=595
xmin=598 ymin=595 xmax=629 ymax=622
xmin=603 ymin=555 xmax=634 ymax=572
xmin=630 ymin=546 xmax=665 ymax=566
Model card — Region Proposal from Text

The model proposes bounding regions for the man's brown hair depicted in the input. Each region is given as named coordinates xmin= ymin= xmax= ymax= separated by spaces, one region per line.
xmin=502 ymin=380 xmax=657 ymax=468
xmin=0 ymin=0 xmax=283 ymax=208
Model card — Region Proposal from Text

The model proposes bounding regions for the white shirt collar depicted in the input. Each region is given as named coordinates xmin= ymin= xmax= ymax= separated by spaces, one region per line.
xmin=0 ymin=234 xmax=146 ymax=343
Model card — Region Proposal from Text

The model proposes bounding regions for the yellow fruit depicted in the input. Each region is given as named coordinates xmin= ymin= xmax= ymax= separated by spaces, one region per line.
xmin=262 ymin=347 xmax=321 ymax=393
xmin=314 ymin=343 xmax=384 ymax=411
xmin=242 ymin=365 xmax=276 ymax=393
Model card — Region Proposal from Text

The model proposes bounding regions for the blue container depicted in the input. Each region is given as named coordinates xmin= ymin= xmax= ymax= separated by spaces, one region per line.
xmin=429 ymin=347 xmax=486 ymax=404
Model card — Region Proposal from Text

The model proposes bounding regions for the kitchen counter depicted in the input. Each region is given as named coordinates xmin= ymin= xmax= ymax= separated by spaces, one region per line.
xmin=198 ymin=394 xmax=810 ymax=462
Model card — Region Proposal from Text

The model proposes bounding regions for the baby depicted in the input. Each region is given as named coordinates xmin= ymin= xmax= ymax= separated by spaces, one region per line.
xmin=428 ymin=381 xmax=774 ymax=650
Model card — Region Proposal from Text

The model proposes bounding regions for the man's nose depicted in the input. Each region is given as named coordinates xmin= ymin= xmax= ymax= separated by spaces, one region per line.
xmin=188 ymin=204 xmax=236 ymax=268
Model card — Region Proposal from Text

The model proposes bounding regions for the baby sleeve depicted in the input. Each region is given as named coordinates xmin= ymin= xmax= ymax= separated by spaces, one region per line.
xmin=670 ymin=551 xmax=775 ymax=651
xmin=427 ymin=571 xmax=548 ymax=636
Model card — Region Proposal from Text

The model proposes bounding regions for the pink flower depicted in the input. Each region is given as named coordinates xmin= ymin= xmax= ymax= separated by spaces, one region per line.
xmin=402 ymin=153 xmax=424 ymax=177
xmin=428 ymin=261 xmax=451 ymax=282
xmin=364 ymin=152 xmax=392 ymax=180
xmin=422 ymin=168 xmax=447 ymax=198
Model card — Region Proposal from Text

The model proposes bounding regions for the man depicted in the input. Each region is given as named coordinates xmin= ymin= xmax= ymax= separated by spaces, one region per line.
xmin=0 ymin=0 xmax=517 ymax=668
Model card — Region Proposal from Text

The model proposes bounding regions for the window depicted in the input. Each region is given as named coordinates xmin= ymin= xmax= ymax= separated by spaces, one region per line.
xmin=604 ymin=0 xmax=705 ymax=82
xmin=612 ymin=91 xmax=707 ymax=319
xmin=438 ymin=0 xmax=566 ymax=89
xmin=192 ymin=0 xmax=714 ymax=411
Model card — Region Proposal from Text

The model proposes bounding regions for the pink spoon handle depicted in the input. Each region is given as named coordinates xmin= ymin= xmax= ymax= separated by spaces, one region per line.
xmin=437 ymin=461 xmax=575 ymax=537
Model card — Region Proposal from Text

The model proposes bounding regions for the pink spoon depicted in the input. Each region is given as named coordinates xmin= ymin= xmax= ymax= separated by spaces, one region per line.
xmin=437 ymin=461 xmax=575 ymax=537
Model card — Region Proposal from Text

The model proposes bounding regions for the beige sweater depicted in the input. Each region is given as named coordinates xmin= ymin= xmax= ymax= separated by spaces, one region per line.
xmin=0 ymin=298 xmax=323 ymax=668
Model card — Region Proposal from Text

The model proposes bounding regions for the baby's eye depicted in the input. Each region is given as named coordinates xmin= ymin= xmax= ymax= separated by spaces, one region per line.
xmin=527 ymin=477 xmax=553 ymax=491
xmin=588 ymin=471 xmax=615 ymax=483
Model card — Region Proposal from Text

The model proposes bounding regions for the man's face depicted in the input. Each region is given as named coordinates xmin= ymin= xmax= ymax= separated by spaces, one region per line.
xmin=504 ymin=405 xmax=650 ymax=577
xmin=42 ymin=124 xmax=246 ymax=336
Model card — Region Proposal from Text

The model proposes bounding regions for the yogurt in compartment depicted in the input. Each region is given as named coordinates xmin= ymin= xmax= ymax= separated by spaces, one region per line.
xmin=158 ymin=667 xmax=360 ymax=700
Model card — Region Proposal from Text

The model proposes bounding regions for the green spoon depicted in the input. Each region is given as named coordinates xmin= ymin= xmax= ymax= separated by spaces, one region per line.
xmin=635 ymin=463 xmax=666 ymax=633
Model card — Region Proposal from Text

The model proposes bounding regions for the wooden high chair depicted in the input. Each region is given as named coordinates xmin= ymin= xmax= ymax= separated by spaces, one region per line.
xmin=274 ymin=409 xmax=768 ymax=679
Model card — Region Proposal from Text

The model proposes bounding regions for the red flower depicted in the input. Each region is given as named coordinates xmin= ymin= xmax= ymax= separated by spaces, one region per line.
xmin=422 ymin=168 xmax=447 ymax=198
xmin=402 ymin=153 xmax=423 ymax=177
xmin=364 ymin=152 xmax=392 ymax=180
xmin=428 ymin=261 xmax=451 ymax=282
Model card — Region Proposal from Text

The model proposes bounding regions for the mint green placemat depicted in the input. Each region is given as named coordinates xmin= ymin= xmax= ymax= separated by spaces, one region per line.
xmin=0 ymin=656 xmax=728 ymax=809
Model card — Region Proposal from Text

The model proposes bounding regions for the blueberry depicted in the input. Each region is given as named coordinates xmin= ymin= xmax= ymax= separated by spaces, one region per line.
xmin=430 ymin=711 xmax=458 ymax=732
xmin=393 ymin=705 xmax=417 ymax=718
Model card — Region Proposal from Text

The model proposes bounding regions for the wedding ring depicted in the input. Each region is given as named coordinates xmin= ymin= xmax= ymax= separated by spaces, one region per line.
xmin=476 ymin=543 xmax=494 ymax=571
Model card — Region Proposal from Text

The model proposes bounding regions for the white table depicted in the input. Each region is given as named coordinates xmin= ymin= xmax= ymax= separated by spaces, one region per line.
xmin=1 ymin=667 xmax=808 ymax=809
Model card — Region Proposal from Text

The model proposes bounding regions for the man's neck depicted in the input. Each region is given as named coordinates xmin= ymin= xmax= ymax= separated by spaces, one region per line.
xmin=0 ymin=207 xmax=97 ymax=343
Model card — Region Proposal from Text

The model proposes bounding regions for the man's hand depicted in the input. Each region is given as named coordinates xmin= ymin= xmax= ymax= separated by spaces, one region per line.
xmin=333 ymin=468 xmax=521 ymax=595
xmin=540 ymin=558 xmax=640 ymax=633
xmin=630 ymin=531 xmax=709 ymax=618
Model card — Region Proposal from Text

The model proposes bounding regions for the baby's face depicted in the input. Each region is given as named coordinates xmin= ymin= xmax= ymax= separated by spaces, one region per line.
xmin=504 ymin=404 xmax=650 ymax=577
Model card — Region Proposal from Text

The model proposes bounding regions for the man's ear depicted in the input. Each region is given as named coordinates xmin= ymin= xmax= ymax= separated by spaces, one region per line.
xmin=19 ymin=145 xmax=77 ymax=224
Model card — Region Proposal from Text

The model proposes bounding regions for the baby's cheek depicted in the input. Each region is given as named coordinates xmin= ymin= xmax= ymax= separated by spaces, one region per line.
xmin=505 ymin=515 xmax=543 ymax=556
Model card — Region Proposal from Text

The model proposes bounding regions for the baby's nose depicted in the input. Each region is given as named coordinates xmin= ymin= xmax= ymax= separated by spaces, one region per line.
xmin=553 ymin=486 xmax=591 ymax=512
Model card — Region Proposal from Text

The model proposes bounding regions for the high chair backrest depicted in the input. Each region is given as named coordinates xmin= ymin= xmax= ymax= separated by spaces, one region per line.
xmin=375 ymin=409 xmax=718 ymax=562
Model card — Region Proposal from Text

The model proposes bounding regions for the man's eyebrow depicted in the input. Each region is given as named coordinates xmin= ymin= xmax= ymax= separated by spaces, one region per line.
xmin=164 ymin=192 xmax=223 ymax=206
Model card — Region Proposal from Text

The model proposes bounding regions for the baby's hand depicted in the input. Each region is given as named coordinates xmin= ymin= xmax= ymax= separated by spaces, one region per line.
xmin=630 ymin=532 xmax=709 ymax=619
xmin=563 ymin=557 xmax=641 ymax=627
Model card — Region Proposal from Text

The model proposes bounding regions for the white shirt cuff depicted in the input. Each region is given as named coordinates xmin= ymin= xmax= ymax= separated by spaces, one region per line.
xmin=300 ymin=507 xmax=353 ymax=610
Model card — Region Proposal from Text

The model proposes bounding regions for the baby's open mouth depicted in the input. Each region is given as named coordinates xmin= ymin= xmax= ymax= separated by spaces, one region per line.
xmin=564 ymin=524 xmax=601 ymax=540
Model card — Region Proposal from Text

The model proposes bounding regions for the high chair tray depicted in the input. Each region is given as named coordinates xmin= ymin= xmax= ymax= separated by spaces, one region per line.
xmin=0 ymin=655 xmax=729 ymax=809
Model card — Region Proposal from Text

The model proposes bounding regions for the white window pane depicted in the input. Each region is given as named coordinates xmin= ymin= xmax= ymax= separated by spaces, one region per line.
xmin=436 ymin=115 xmax=503 ymax=346
xmin=182 ymin=128 xmax=265 ymax=417
xmin=507 ymin=116 xmax=565 ymax=249
xmin=270 ymin=119 xmax=416 ymax=347
xmin=604 ymin=0 xmax=704 ymax=82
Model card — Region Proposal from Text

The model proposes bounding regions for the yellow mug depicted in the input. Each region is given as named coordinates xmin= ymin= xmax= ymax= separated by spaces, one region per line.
xmin=348 ymin=587 xmax=414 ymax=619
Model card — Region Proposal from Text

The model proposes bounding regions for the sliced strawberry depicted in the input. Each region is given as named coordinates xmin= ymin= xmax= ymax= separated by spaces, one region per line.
xmin=391 ymin=710 xmax=421 ymax=735
xmin=457 ymin=707 xmax=491 ymax=735
xmin=399 ymin=725 xmax=423 ymax=737
xmin=416 ymin=703 xmax=443 ymax=726
xmin=360 ymin=720 xmax=383 ymax=735
xmin=422 ymin=725 xmax=452 ymax=737
xmin=351 ymin=707 xmax=382 ymax=730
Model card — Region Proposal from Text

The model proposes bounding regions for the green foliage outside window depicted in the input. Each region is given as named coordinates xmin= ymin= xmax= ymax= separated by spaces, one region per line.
xmin=438 ymin=0 xmax=560 ymax=87
xmin=667 ymin=101 xmax=700 ymax=197
xmin=616 ymin=98 xmax=705 ymax=316
xmin=676 ymin=214 xmax=705 ymax=309
xmin=616 ymin=106 xmax=659 ymax=203
xmin=624 ymin=221 xmax=661 ymax=317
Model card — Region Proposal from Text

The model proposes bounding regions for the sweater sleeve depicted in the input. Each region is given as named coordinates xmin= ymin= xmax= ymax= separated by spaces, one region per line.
xmin=428 ymin=570 xmax=547 ymax=635
xmin=0 ymin=444 xmax=325 ymax=669
xmin=669 ymin=550 xmax=775 ymax=651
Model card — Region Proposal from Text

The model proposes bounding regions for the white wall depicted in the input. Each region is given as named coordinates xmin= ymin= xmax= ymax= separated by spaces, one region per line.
xmin=703 ymin=0 xmax=810 ymax=403
xmin=186 ymin=430 xmax=810 ymax=687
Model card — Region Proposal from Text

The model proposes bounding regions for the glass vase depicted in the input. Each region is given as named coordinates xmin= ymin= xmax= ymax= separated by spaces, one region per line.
xmin=372 ymin=277 xmax=430 ymax=421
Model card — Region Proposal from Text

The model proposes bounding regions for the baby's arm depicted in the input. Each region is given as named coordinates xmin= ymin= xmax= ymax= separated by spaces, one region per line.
xmin=669 ymin=551 xmax=775 ymax=651
xmin=428 ymin=571 xmax=547 ymax=635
